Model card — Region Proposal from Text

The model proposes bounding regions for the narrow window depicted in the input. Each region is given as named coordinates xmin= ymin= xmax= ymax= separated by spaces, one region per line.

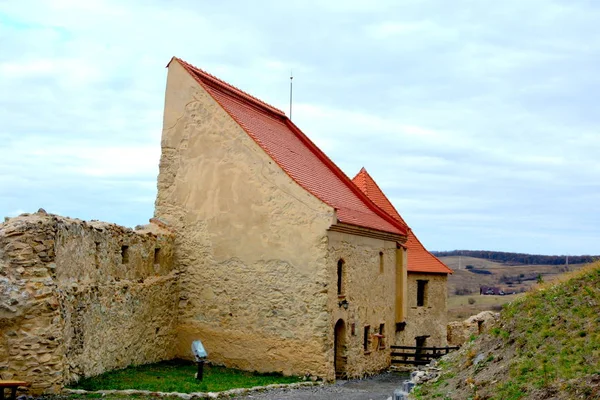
xmin=337 ymin=259 xmax=345 ymax=295
xmin=378 ymin=323 xmax=385 ymax=349
xmin=121 ymin=245 xmax=129 ymax=264
xmin=379 ymin=251 xmax=384 ymax=274
xmin=417 ymin=280 xmax=428 ymax=307
xmin=363 ymin=325 xmax=370 ymax=352
xmin=154 ymin=247 xmax=161 ymax=265
xmin=94 ymin=241 xmax=101 ymax=269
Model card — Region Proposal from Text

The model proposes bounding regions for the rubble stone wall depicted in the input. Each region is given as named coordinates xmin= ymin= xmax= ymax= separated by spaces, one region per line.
xmin=0 ymin=212 xmax=177 ymax=394
xmin=447 ymin=311 xmax=499 ymax=346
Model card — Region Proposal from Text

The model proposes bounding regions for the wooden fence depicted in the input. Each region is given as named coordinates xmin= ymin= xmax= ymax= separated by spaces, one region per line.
xmin=390 ymin=345 xmax=460 ymax=366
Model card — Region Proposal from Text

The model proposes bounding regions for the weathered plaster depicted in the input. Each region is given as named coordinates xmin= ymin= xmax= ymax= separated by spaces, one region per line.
xmin=155 ymin=60 xmax=336 ymax=379
xmin=395 ymin=273 xmax=448 ymax=347
xmin=326 ymin=231 xmax=398 ymax=378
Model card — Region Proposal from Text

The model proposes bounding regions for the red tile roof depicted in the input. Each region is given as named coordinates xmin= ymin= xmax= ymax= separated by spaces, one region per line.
xmin=352 ymin=168 xmax=452 ymax=274
xmin=171 ymin=57 xmax=407 ymax=237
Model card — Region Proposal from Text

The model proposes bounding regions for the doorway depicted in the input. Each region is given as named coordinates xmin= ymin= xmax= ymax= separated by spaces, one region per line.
xmin=334 ymin=319 xmax=347 ymax=379
xmin=415 ymin=336 xmax=427 ymax=361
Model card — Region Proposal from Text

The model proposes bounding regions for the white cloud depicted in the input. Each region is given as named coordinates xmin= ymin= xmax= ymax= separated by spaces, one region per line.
xmin=1 ymin=0 xmax=599 ymax=253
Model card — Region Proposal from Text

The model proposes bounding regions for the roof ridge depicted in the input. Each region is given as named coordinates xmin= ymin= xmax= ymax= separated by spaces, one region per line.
xmin=352 ymin=168 xmax=408 ymax=227
xmin=173 ymin=57 xmax=286 ymax=117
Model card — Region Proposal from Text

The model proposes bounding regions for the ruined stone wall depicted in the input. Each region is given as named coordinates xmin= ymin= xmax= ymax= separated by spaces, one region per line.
xmin=154 ymin=60 xmax=335 ymax=379
xmin=395 ymin=273 xmax=448 ymax=347
xmin=0 ymin=212 xmax=177 ymax=394
xmin=327 ymin=231 xmax=398 ymax=378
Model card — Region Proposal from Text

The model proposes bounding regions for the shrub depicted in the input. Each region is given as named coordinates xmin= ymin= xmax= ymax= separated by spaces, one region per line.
xmin=455 ymin=287 xmax=473 ymax=295
xmin=468 ymin=297 xmax=476 ymax=305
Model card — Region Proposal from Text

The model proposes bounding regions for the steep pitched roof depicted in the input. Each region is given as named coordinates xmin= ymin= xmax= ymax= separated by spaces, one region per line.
xmin=352 ymin=168 xmax=453 ymax=274
xmin=171 ymin=57 xmax=407 ymax=237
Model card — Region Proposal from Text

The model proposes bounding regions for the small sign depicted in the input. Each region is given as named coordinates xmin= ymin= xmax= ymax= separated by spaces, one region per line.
xmin=192 ymin=340 xmax=208 ymax=361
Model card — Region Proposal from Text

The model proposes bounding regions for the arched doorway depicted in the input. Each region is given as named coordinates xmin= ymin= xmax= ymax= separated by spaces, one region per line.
xmin=334 ymin=319 xmax=347 ymax=379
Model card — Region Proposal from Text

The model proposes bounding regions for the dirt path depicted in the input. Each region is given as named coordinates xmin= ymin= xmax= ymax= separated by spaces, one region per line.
xmin=231 ymin=371 xmax=409 ymax=400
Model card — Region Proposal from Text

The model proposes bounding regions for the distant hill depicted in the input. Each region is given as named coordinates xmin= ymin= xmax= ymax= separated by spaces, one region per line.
xmin=432 ymin=250 xmax=598 ymax=266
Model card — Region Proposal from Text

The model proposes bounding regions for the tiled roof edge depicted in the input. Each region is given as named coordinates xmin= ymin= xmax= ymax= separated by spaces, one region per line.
xmin=173 ymin=57 xmax=286 ymax=117
xmin=409 ymin=232 xmax=454 ymax=274
xmin=284 ymin=119 xmax=408 ymax=236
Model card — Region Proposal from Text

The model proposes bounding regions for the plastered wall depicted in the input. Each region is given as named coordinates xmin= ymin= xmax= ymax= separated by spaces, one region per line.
xmin=154 ymin=60 xmax=336 ymax=379
xmin=395 ymin=272 xmax=448 ymax=347
xmin=0 ymin=212 xmax=177 ymax=394
xmin=326 ymin=231 xmax=398 ymax=378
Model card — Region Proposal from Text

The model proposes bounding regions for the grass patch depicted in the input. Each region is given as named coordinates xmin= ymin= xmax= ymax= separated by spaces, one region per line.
xmin=69 ymin=359 xmax=302 ymax=393
xmin=416 ymin=262 xmax=600 ymax=399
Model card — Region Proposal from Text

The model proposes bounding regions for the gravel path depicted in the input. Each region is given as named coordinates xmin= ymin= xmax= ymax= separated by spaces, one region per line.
xmin=231 ymin=371 xmax=409 ymax=400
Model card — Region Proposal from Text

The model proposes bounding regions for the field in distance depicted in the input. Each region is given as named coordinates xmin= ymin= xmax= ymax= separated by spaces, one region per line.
xmin=441 ymin=255 xmax=585 ymax=321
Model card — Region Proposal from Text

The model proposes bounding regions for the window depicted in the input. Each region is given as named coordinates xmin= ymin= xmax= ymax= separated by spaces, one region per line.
xmin=363 ymin=325 xmax=370 ymax=352
xmin=121 ymin=245 xmax=130 ymax=264
xmin=94 ymin=241 xmax=101 ymax=269
xmin=379 ymin=251 xmax=384 ymax=274
xmin=337 ymin=259 xmax=345 ymax=295
xmin=378 ymin=323 xmax=385 ymax=349
xmin=417 ymin=280 xmax=428 ymax=307
xmin=154 ymin=247 xmax=161 ymax=265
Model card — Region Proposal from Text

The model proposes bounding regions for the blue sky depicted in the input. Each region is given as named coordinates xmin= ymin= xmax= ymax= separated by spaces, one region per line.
xmin=1 ymin=0 xmax=599 ymax=255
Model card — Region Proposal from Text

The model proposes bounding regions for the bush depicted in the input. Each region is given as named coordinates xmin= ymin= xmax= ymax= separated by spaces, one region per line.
xmin=468 ymin=297 xmax=476 ymax=305
xmin=455 ymin=287 xmax=473 ymax=295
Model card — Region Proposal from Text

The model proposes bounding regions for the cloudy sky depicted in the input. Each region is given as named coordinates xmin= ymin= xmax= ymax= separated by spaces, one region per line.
xmin=1 ymin=0 xmax=599 ymax=255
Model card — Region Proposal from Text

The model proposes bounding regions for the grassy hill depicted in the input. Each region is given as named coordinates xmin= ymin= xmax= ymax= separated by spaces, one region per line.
xmin=413 ymin=262 xmax=600 ymax=400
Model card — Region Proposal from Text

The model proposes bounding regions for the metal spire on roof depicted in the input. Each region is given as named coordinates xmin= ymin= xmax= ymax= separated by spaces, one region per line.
xmin=289 ymin=70 xmax=293 ymax=120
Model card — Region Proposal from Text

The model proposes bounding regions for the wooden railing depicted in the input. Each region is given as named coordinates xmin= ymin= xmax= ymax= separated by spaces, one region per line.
xmin=390 ymin=345 xmax=459 ymax=366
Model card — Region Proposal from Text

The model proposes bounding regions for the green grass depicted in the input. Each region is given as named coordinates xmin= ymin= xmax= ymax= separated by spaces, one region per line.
xmin=68 ymin=359 xmax=302 ymax=393
xmin=415 ymin=262 xmax=600 ymax=399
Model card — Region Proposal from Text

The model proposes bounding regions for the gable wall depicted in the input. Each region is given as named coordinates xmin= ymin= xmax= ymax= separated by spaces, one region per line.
xmin=155 ymin=61 xmax=336 ymax=379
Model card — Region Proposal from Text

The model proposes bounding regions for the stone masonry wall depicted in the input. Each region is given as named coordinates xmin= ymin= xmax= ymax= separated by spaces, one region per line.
xmin=327 ymin=231 xmax=398 ymax=378
xmin=395 ymin=273 xmax=448 ymax=347
xmin=155 ymin=60 xmax=335 ymax=379
xmin=0 ymin=211 xmax=177 ymax=394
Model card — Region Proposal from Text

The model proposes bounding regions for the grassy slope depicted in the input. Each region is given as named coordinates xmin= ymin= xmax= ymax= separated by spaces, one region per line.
xmin=413 ymin=262 xmax=600 ymax=400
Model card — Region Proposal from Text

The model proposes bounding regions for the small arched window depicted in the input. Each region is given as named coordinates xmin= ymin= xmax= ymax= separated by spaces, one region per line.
xmin=337 ymin=259 xmax=345 ymax=295
xmin=379 ymin=251 xmax=384 ymax=274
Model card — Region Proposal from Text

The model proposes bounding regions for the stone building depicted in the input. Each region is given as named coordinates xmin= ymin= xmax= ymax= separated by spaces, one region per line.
xmin=153 ymin=57 xmax=452 ymax=380
xmin=0 ymin=57 xmax=452 ymax=393
xmin=352 ymin=168 xmax=453 ymax=348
